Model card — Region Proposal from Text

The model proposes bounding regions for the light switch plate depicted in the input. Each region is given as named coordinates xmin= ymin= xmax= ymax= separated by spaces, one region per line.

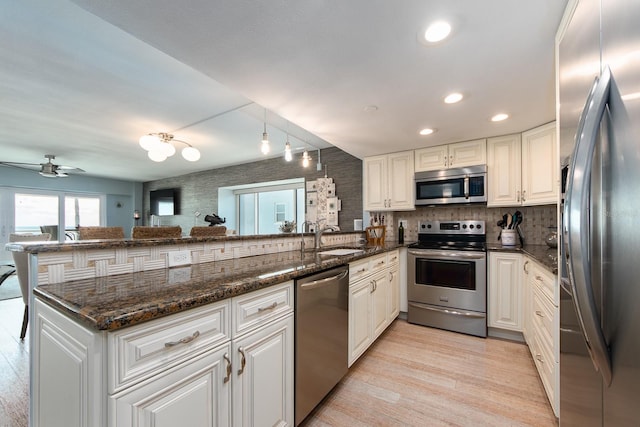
xmin=167 ymin=250 xmax=191 ymax=267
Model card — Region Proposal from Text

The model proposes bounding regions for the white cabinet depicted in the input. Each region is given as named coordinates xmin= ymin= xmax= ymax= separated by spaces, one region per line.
xmin=524 ymin=258 xmax=558 ymax=417
xmin=363 ymin=151 xmax=414 ymax=211
xmin=488 ymin=252 xmax=523 ymax=332
xmin=34 ymin=281 xmax=294 ymax=427
xmin=487 ymin=133 xmax=522 ymax=206
xmin=348 ymin=250 xmax=400 ymax=366
xmin=231 ymin=313 xmax=294 ymax=427
xmin=414 ymin=139 xmax=486 ymax=172
xmin=109 ymin=344 xmax=232 ymax=427
xmin=521 ymin=122 xmax=558 ymax=205
xmin=487 ymin=123 xmax=558 ymax=207
xmin=32 ymin=299 xmax=105 ymax=427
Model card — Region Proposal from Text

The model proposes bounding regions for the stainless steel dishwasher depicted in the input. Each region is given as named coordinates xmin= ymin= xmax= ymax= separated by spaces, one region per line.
xmin=295 ymin=265 xmax=349 ymax=426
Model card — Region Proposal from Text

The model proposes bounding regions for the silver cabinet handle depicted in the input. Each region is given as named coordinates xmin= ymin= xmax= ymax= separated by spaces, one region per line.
xmin=535 ymin=275 xmax=544 ymax=281
xmin=223 ymin=353 xmax=232 ymax=383
xmin=370 ymin=280 xmax=375 ymax=293
xmin=517 ymin=190 xmax=521 ymax=202
xmin=564 ymin=66 xmax=612 ymax=386
xmin=535 ymin=354 xmax=544 ymax=364
xmin=164 ymin=330 xmax=200 ymax=348
xmin=258 ymin=302 xmax=278 ymax=312
xmin=389 ymin=256 xmax=398 ymax=263
xmin=357 ymin=267 xmax=367 ymax=273
xmin=522 ymin=190 xmax=526 ymax=202
xmin=389 ymin=271 xmax=394 ymax=281
xmin=449 ymin=154 xmax=453 ymax=166
xmin=523 ymin=260 xmax=529 ymax=273
xmin=237 ymin=347 xmax=246 ymax=375
xmin=535 ymin=310 xmax=544 ymax=318
xmin=375 ymin=260 xmax=385 ymax=267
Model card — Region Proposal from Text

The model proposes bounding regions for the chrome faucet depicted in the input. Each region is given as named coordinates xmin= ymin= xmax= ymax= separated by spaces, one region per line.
xmin=300 ymin=221 xmax=315 ymax=252
xmin=314 ymin=221 xmax=339 ymax=250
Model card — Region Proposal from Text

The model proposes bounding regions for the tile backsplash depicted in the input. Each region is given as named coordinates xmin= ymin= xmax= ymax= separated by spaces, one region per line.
xmin=378 ymin=204 xmax=558 ymax=246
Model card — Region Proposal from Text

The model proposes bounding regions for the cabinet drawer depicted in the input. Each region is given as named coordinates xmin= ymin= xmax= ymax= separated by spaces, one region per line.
xmin=108 ymin=299 xmax=230 ymax=393
xmin=532 ymin=285 xmax=555 ymax=350
xmin=349 ymin=258 xmax=371 ymax=282
xmin=232 ymin=281 xmax=293 ymax=337
xmin=531 ymin=333 xmax=556 ymax=406
xmin=386 ymin=250 xmax=400 ymax=267
xmin=531 ymin=263 xmax=556 ymax=304
xmin=369 ymin=253 xmax=388 ymax=275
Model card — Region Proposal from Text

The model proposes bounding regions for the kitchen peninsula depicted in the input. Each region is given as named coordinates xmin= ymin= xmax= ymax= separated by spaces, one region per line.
xmin=9 ymin=232 xmax=402 ymax=427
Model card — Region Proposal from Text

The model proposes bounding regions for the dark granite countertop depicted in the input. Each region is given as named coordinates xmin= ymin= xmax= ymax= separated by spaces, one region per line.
xmin=487 ymin=243 xmax=558 ymax=275
xmin=34 ymin=242 xmax=404 ymax=332
xmin=5 ymin=231 xmax=362 ymax=253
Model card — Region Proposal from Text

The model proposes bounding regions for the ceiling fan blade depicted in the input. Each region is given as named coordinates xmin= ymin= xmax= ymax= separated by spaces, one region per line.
xmin=0 ymin=160 xmax=41 ymax=167
xmin=57 ymin=165 xmax=85 ymax=172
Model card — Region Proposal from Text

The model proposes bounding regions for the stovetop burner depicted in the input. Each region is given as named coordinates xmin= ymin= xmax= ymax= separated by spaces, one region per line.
xmin=411 ymin=220 xmax=487 ymax=252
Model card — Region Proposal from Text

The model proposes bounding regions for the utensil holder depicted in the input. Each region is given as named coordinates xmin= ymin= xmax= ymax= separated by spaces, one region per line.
xmin=501 ymin=229 xmax=517 ymax=246
xmin=365 ymin=226 xmax=386 ymax=246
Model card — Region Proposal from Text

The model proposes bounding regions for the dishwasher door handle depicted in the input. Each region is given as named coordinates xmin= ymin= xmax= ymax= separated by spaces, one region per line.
xmin=299 ymin=270 xmax=348 ymax=290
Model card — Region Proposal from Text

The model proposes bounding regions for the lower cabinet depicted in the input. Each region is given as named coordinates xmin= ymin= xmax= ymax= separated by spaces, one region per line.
xmin=488 ymin=252 xmax=523 ymax=332
xmin=33 ymin=281 xmax=294 ymax=427
xmin=348 ymin=250 xmax=400 ymax=366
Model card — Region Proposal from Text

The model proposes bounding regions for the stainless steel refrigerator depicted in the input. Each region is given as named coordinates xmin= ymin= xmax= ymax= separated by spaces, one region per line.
xmin=558 ymin=0 xmax=640 ymax=425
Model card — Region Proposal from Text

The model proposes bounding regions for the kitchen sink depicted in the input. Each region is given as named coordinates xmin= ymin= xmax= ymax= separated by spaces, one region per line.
xmin=317 ymin=248 xmax=365 ymax=256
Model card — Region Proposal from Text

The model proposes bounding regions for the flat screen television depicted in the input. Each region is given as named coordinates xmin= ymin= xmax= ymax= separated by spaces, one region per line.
xmin=149 ymin=188 xmax=179 ymax=216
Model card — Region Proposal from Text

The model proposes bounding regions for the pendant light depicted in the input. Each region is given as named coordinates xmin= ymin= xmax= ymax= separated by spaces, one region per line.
xmin=284 ymin=121 xmax=292 ymax=161
xmin=302 ymin=150 xmax=310 ymax=167
xmin=261 ymin=109 xmax=270 ymax=154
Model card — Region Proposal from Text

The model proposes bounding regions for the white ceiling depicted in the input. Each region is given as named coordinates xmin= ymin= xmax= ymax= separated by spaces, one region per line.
xmin=0 ymin=0 xmax=568 ymax=182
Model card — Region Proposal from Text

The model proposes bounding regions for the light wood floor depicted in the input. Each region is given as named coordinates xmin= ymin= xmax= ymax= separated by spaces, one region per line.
xmin=303 ymin=320 xmax=558 ymax=427
xmin=0 ymin=296 xmax=557 ymax=427
xmin=0 ymin=297 xmax=29 ymax=426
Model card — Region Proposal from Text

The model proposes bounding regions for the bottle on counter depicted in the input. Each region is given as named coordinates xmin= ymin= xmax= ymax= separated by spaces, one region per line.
xmin=398 ymin=222 xmax=404 ymax=244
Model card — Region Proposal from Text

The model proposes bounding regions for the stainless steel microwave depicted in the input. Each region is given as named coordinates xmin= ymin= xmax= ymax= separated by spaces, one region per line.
xmin=414 ymin=165 xmax=487 ymax=205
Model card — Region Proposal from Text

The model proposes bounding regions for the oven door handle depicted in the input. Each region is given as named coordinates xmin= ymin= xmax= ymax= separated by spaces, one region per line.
xmin=408 ymin=302 xmax=486 ymax=319
xmin=408 ymin=249 xmax=485 ymax=260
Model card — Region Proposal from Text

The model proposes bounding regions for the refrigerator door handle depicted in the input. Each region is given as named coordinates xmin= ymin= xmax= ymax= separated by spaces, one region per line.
xmin=564 ymin=66 xmax=613 ymax=386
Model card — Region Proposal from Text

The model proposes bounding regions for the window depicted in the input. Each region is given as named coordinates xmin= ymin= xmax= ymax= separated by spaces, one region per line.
xmin=15 ymin=193 xmax=58 ymax=234
xmin=218 ymin=178 xmax=305 ymax=236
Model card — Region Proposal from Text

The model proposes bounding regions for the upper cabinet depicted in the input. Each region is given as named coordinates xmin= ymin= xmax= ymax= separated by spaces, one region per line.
xmin=415 ymin=139 xmax=486 ymax=172
xmin=487 ymin=122 xmax=558 ymax=206
xmin=363 ymin=151 xmax=415 ymax=211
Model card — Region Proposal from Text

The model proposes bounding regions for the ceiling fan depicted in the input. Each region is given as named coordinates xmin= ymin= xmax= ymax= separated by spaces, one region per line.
xmin=0 ymin=154 xmax=85 ymax=178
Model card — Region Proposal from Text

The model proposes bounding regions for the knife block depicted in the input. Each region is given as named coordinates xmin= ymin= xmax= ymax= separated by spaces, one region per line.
xmin=365 ymin=226 xmax=386 ymax=246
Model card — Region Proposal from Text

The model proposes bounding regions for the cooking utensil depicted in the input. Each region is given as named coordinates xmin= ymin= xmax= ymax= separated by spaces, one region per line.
xmin=506 ymin=213 xmax=513 ymax=229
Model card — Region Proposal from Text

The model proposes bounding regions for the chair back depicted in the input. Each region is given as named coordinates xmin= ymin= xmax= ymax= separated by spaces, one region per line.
xmin=39 ymin=225 xmax=58 ymax=240
xmin=78 ymin=226 xmax=125 ymax=240
xmin=189 ymin=226 xmax=227 ymax=237
xmin=9 ymin=233 xmax=51 ymax=304
xmin=132 ymin=226 xmax=182 ymax=239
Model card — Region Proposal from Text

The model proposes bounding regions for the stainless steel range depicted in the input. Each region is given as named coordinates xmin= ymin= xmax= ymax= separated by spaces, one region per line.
xmin=407 ymin=220 xmax=487 ymax=337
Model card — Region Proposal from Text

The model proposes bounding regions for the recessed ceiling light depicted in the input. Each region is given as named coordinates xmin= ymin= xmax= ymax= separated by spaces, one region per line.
xmin=444 ymin=93 xmax=463 ymax=104
xmin=424 ymin=21 xmax=452 ymax=43
xmin=419 ymin=128 xmax=435 ymax=136
xmin=491 ymin=113 xmax=509 ymax=122
xmin=363 ymin=105 xmax=379 ymax=112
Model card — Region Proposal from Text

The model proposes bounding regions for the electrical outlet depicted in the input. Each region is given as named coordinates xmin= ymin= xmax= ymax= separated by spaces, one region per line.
xmin=398 ymin=219 xmax=408 ymax=228
xmin=167 ymin=250 xmax=191 ymax=267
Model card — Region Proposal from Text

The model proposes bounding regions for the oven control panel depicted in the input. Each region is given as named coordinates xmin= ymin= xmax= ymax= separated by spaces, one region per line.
xmin=418 ymin=220 xmax=485 ymax=235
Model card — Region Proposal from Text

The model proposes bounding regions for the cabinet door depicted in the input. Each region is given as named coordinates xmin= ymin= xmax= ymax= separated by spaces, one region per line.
xmin=371 ymin=271 xmax=388 ymax=339
xmin=522 ymin=258 xmax=532 ymax=345
xmin=232 ymin=313 xmax=294 ymax=427
xmin=363 ymin=155 xmax=388 ymax=211
xmin=110 ymin=344 xmax=232 ymax=427
xmin=488 ymin=252 xmax=523 ymax=331
xmin=487 ymin=134 xmax=522 ymax=207
xmin=521 ymin=122 xmax=558 ymax=205
xmin=387 ymin=267 xmax=400 ymax=323
xmin=414 ymin=145 xmax=448 ymax=171
xmin=387 ymin=151 xmax=415 ymax=210
xmin=448 ymin=139 xmax=487 ymax=168
xmin=348 ymin=280 xmax=372 ymax=366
